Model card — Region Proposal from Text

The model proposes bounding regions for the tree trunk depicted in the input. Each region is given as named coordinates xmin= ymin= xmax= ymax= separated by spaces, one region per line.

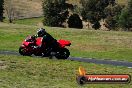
xmin=9 ymin=18 xmax=13 ymax=23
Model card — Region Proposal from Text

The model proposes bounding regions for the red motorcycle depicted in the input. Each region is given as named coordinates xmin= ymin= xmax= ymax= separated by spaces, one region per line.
xmin=19 ymin=35 xmax=71 ymax=59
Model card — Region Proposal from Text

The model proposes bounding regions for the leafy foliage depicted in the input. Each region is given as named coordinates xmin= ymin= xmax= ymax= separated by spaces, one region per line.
xmin=104 ymin=4 xmax=123 ymax=30
xmin=80 ymin=0 xmax=124 ymax=30
xmin=118 ymin=0 xmax=132 ymax=31
xmin=42 ymin=0 xmax=70 ymax=27
xmin=80 ymin=0 xmax=112 ymax=29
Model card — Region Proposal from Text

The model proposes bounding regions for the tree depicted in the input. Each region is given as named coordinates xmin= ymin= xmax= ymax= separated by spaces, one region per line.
xmin=118 ymin=0 xmax=132 ymax=31
xmin=4 ymin=0 xmax=15 ymax=23
xmin=42 ymin=0 xmax=71 ymax=27
xmin=104 ymin=4 xmax=123 ymax=30
xmin=0 ymin=0 xmax=4 ymax=22
xmin=80 ymin=0 xmax=112 ymax=30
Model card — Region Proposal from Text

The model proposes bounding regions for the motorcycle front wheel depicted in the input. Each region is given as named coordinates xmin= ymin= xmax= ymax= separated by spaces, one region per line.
xmin=55 ymin=48 xmax=70 ymax=59
xmin=19 ymin=46 xmax=32 ymax=56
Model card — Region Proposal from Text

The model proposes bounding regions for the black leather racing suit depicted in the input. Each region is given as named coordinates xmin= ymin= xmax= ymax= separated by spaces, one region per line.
xmin=41 ymin=32 xmax=58 ymax=52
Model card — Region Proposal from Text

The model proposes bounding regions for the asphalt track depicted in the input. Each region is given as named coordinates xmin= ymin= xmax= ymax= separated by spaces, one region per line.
xmin=0 ymin=50 xmax=132 ymax=67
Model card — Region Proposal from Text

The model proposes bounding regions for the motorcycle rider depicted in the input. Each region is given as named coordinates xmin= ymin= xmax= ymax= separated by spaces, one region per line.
xmin=34 ymin=28 xmax=58 ymax=56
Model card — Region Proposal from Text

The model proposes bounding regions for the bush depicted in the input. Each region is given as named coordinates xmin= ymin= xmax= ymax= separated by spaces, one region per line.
xmin=67 ymin=14 xmax=83 ymax=29
xmin=92 ymin=21 xmax=101 ymax=30
xmin=105 ymin=16 xmax=118 ymax=30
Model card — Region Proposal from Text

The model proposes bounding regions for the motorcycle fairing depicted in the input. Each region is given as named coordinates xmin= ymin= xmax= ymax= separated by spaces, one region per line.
xmin=58 ymin=39 xmax=71 ymax=48
xmin=22 ymin=41 xmax=31 ymax=46
xmin=36 ymin=37 xmax=43 ymax=46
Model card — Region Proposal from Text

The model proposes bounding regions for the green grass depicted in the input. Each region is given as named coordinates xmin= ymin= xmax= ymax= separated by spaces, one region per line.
xmin=14 ymin=17 xmax=43 ymax=26
xmin=0 ymin=55 xmax=132 ymax=88
xmin=0 ymin=21 xmax=132 ymax=62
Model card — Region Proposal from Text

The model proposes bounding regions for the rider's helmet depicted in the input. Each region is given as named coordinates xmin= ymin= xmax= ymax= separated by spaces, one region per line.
xmin=37 ymin=28 xmax=46 ymax=37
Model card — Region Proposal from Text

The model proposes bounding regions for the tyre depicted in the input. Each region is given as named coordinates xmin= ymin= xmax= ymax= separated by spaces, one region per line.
xmin=19 ymin=46 xmax=32 ymax=56
xmin=55 ymin=48 xmax=70 ymax=59
xmin=33 ymin=49 xmax=42 ymax=56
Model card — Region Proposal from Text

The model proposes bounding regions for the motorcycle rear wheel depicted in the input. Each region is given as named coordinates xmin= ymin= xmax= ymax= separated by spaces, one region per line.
xmin=55 ymin=48 xmax=70 ymax=59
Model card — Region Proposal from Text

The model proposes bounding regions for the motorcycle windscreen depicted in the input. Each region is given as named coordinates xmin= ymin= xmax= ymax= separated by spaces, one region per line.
xmin=58 ymin=40 xmax=71 ymax=48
